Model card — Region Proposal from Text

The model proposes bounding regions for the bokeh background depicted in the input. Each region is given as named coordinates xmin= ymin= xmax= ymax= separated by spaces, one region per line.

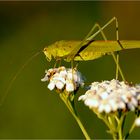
xmin=0 ymin=1 xmax=140 ymax=139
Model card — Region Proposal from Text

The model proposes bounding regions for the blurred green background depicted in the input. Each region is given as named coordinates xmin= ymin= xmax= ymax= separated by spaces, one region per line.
xmin=0 ymin=1 xmax=140 ymax=139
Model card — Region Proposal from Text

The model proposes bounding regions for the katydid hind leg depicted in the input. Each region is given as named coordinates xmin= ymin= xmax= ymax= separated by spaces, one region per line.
xmin=87 ymin=17 xmax=124 ymax=48
xmin=73 ymin=22 xmax=109 ymax=61
xmin=116 ymin=52 xmax=119 ymax=80
xmin=66 ymin=22 xmax=105 ymax=62
xmin=77 ymin=17 xmax=125 ymax=80
xmin=89 ymin=22 xmax=125 ymax=80
xmin=67 ymin=17 xmax=123 ymax=62
xmin=112 ymin=17 xmax=125 ymax=80
xmin=86 ymin=17 xmax=118 ymax=41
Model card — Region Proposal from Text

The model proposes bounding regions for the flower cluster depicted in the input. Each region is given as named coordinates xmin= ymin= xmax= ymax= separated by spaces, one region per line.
xmin=41 ymin=66 xmax=84 ymax=93
xmin=79 ymin=79 xmax=140 ymax=113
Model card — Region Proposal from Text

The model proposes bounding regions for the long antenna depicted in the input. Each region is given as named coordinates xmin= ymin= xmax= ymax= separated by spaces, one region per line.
xmin=0 ymin=51 xmax=42 ymax=106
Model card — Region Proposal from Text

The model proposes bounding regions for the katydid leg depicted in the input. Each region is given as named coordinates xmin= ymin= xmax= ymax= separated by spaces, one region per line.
xmin=87 ymin=22 xmax=125 ymax=81
xmin=53 ymin=58 xmax=62 ymax=68
xmin=66 ymin=21 xmax=109 ymax=61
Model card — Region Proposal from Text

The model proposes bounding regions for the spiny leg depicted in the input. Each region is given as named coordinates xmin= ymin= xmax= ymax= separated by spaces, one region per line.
xmin=75 ymin=61 xmax=79 ymax=69
xmin=68 ymin=17 xmax=124 ymax=75
xmin=72 ymin=22 xmax=109 ymax=65
xmin=109 ymin=17 xmax=123 ymax=80
xmin=113 ymin=17 xmax=124 ymax=80
xmin=58 ymin=59 xmax=62 ymax=67
xmin=71 ymin=60 xmax=74 ymax=69
xmin=71 ymin=60 xmax=79 ymax=70
xmin=89 ymin=23 xmax=121 ymax=80
xmin=86 ymin=17 xmax=125 ymax=81
xmin=86 ymin=23 xmax=119 ymax=79
xmin=86 ymin=17 xmax=122 ymax=44
xmin=53 ymin=59 xmax=58 ymax=68
xmin=53 ymin=57 xmax=62 ymax=68
xmin=116 ymin=52 xmax=119 ymax=79
xmin=74 ymin=20 xmax=122 ymax=79
xmin=53 ymin=44 xmax=61 ymax=68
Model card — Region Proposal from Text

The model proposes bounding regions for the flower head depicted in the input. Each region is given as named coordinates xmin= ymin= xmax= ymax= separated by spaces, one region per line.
xmin=41 ymin=66 xmax=84 ymax=93
xmin=79 ymin=79 xmax=140 ymax=114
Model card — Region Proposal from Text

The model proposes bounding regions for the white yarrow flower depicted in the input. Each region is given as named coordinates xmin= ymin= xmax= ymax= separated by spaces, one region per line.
xmin=56 ymin=81 xmax=65 ymax=90
xmin=100 ymin=92 xmax=108 ymax=100
xmin=41 ymin=75 xmax=49 ymax=82
xmin=48 ymin=81 xmax=55 ymax=90
xmin=66 ymin=80 xmax=75 ymax=92
xmin=41 ymin=66 xmax=84 ymax=93
xmin=79 ymin=79 xmax=140 ymax=114
xmin=104 ymin=104 xmax=112 ymax=113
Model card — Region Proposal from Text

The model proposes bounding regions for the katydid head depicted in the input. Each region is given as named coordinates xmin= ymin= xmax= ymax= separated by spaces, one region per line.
xmin=43 ymin=47 xmax=52 ymax=62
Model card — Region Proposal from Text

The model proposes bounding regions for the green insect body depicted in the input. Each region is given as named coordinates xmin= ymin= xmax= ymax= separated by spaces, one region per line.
xmin=43 ymin=40 xmax=140 ymax=62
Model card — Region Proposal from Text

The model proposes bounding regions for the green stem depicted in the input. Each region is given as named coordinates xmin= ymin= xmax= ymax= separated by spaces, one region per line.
xmin=124 ymin=119 xmax=136 ymax=139
xmin=115 ymin=113 xmax=126 ymax=140
xmin=96 ymin=114 xmax=117 ymax=140
xmin=60 ymin=93 xmax=91 ymax=140
xmin=72 ymin=112 xmax=91 ymax=140
xmin=118 ymin=125 xmax=123 ymax=140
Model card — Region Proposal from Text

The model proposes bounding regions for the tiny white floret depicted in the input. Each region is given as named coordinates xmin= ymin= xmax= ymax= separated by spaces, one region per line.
xmin=56 ymin=81 xmax=65 ymax=90
xmin=48 ymin=81 xmax=55 ymax=90
xmin=66 ymin=81 xmax=75 ymax=92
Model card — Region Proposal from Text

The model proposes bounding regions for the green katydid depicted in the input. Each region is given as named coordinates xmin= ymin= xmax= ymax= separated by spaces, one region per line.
xmin=43 ymin=17 xmax=139 ymax=80
xmin=43 ymin=17 xmax=122 ymax=62
xmin=1 ymin=17 xmax=140 ymax=106
xmin=43 ymin=17 xmax=140 ymax=72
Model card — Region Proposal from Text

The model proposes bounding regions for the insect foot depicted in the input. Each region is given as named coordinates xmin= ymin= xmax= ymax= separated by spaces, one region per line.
xmin=41 ymin=66 xmax=85 ymax=94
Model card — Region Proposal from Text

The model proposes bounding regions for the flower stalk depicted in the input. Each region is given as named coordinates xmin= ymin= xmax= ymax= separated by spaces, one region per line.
xmin=41 ymin=66 xmax=91 ymax=139
xmin=60 ymin=92 xmax=91 ymax=140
